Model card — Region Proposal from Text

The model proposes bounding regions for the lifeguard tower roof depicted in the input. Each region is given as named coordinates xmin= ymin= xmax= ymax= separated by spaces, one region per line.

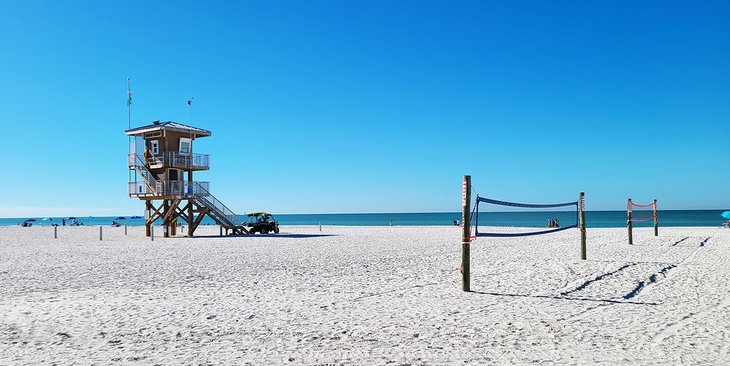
xmin=125 ymin=121 xmax=212 ymax=138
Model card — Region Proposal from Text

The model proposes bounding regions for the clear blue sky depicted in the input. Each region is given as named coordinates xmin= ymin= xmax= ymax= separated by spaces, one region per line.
xmin=0 ymin=1 xmax=728 ymax=217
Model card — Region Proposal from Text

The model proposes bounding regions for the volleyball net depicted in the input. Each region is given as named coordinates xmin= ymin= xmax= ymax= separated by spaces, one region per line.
xmin=473 ymin=196 xmax=580 ymax=237
xmin=627 ymin=199 xmax=659 ymax=243
xmin=627 ymin=200 xmax=658 ymax=223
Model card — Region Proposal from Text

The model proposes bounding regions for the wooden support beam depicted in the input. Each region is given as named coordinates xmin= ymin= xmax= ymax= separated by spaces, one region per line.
xmin=189 ymin=208 xmax=208 ymax=234
xmin=145 ymin=200 xmax=153 ymax=237
xmin=163 ymin=200 xmax=170 ymax=238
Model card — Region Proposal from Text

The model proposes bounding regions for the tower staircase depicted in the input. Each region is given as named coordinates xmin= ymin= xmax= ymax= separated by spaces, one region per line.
xmin=129 ymin=153 xmax=248 ymax=234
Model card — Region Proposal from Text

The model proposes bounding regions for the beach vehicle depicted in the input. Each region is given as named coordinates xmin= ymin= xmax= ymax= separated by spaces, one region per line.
xmin=245 ymin=212 xmax=279 ymax=234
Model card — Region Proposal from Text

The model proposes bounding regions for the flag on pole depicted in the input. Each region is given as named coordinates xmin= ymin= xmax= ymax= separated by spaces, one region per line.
xmin=127 ymin=78 xmax=132 ymax=107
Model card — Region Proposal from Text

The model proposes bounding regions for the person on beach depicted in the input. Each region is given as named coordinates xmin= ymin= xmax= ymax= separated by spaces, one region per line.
xmin=547 ymin=219 xmax=552 ymax=228
xmin=453 ymin=219 xmax=458 ymax=226
xmin=555 ymin=219 xmax=560 ymax=228
xmin=144 ymin=146 xmax=151 ymax=168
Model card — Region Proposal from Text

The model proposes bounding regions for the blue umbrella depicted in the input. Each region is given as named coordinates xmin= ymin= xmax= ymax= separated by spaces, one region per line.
xmin=722 ymin=211 xmax=730 ymax=219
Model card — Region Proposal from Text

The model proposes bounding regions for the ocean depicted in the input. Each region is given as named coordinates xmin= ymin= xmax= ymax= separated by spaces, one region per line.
xmin=0 ymin=210 xmax=726 ymax=228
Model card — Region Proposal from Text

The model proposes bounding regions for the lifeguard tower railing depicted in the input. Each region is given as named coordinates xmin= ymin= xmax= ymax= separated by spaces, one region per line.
xmin=147 ymin=152 xmax=210 ymax=170
xmin=127 ymin=151 xmax=246 ymax=230
xmin=127 ymin=140 xmax=209 ymax=170
xmin=128 ymin=180 xmax=210 ymax=197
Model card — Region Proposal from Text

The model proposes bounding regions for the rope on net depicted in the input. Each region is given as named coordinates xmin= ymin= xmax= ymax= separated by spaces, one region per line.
xmin=630 ymin=201 xmax=655 ymax=208
xmin=629 ymin=217 xmax=655 ymax=223
xmin=474 ymin=196 xmax=579 ymax=238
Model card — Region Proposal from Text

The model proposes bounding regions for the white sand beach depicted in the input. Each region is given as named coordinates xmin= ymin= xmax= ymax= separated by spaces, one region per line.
xmin=1 ymin=225 xmax=729 ymax=364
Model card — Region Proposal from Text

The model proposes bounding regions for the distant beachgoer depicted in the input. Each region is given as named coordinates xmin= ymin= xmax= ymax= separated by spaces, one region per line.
xmin=548 ymin=219 xmax=552 ymax=228
xmin=555 ymin=219 xmax=560 ymax=228
xmin=389 ymin=220 xmax=393 ymax=226
xmin=62 ymin=218 xmax=66 ymax=226
xmin=453 ymin=219 xmax=458 ymax=226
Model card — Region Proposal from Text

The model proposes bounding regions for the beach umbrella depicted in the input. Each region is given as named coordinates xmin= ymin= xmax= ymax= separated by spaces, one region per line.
xmin=722 ymin=211 xmax=730 ymax=219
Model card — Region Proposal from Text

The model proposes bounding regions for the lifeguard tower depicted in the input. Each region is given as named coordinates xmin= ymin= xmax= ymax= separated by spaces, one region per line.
xmin=126 ymin=121 xmax=248 ymax=237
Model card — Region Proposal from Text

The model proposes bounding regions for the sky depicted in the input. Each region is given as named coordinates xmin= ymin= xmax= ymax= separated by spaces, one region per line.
xmin=0 ymin=0 xmax=728 ymax=217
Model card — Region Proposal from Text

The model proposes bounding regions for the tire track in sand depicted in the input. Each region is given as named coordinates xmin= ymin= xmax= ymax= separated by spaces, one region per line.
xmin=652 ymin=295 xmax=730 ymax=345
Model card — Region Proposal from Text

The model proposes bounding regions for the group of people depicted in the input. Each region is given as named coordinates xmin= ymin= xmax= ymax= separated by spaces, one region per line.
xmin=547 ymin=218 xmax=560 ymax=228
xmin=21 ymin=218 xmax=83 ymax=227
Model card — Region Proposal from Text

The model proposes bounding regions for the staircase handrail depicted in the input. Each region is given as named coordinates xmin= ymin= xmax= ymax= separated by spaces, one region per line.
xmin=129 ymin=153 xmax=158 ymax=193
xmin=192 ymin=182 xmax=245 ymax=225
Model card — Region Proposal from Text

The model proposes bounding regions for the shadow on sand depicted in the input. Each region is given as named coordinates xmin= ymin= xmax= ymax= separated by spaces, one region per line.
xmin=188 ymin=233 xmax=336 ymax=239
xmin=470 ymin=290 xmax=658 ymax=306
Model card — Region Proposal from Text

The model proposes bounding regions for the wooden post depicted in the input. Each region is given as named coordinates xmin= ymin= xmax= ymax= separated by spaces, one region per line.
xmin=461 ymin=175 xmax=471 ymax=292
xmin=627 ymin=199 xmax=633 ymax=245
xmin=145 ymin=200 xmax=152 ymax=237
xmin=54 ymin=226 xmax=57 ymax=239
xmin=163 ymin=200 xmax=170 ymax=238
xmin=319 ymin=221 xmax=321 ymax=232
xmin=99 ymin=226 xmax=103 ymax=241
xmin=219 ymin=225 xmax=223 ymax=236
xmin=579 ymin=192 xmax=586 ymax=260
xmin=653 ymin=199 xmax=658 ymax=237
xmin=124 ymin=224 xmax=128 ymax=235
xmin=188 ymin=200 xmax=194 ymax=237
xmin=151 ymin=225 xmax=154 ymax=241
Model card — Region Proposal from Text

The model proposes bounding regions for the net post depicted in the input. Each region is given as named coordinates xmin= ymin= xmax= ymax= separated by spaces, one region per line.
xmin=461 ymin=175 xmax=471 ymax=292
xmin=579 ymin=192 xmax=586 ymax=260
xmin=653 ymin=199 xmax=658 ymax=236
xmin=627 ymin=199 xmax=633 ymax=245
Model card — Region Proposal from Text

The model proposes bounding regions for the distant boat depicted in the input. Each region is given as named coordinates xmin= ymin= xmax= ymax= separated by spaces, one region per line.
xmin=26 ymin=218 xmax=37 ymax=222
xmin=67 ymin=217 xmax=77 ymax=220
xmin=130 ymin=216 xmax=142 ymax=219
xmin=115 ymin=216 xmax=126 ymax=220
xmin=42 ymin=217 xmax=53 ymax=221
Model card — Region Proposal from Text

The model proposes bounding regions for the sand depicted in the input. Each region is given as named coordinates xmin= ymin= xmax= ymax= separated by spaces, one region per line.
xmin=1 ymin=224 xmax=729 ymax=364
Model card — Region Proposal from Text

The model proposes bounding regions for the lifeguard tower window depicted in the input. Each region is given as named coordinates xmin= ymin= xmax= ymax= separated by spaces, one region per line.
xmin=169 ymin=169 xmax=180 ymax=181
xmin=179 ymin=137 xmax=192 ymax=155
xmin=150 ymin=140 xmax=159 ymax=155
